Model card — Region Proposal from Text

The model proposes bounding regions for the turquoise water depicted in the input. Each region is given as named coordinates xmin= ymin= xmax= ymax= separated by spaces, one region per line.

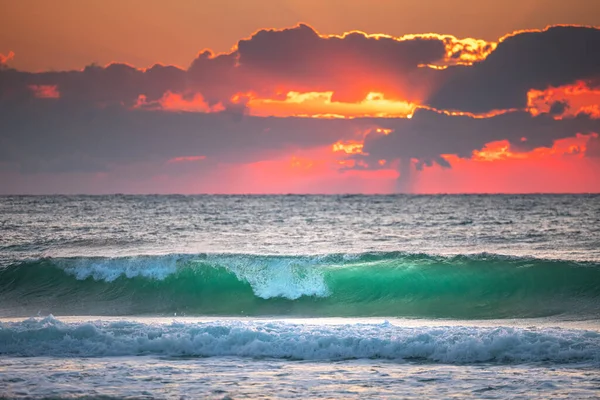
xmin=2 ymin=252 xmax=600 ymax=319
xmin=1 ymin=195 xmax=599 ymax=398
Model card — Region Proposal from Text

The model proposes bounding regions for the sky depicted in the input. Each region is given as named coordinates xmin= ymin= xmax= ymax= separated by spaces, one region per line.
xmin=1 ymin=0 xmax=600 ymax=194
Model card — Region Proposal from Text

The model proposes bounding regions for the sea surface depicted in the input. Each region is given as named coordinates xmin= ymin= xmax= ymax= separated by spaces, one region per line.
xmin=1 ymin=194 xmax=599 ymax=399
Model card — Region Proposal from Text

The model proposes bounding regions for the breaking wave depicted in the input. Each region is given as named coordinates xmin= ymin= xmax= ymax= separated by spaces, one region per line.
xmin=1 ymin=252 xmax=599 ymax=319
xmin=1 ymin=316 xmax=599 ymax=364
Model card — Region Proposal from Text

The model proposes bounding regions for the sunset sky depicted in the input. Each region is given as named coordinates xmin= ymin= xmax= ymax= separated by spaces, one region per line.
xmin=1 ymin=0 xmax=600 ymax=193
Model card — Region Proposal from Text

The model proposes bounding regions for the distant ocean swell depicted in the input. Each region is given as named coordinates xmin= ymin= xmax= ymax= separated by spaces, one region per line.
xmin=1 ymin=252 xmax=600 ymax=319
xmin=1 ymin=316 xmax=599 ymax=364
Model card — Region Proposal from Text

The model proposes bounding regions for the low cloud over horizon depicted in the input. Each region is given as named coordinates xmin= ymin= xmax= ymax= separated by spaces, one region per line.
xmin=1 ymin=24 xmax=600 ymax=194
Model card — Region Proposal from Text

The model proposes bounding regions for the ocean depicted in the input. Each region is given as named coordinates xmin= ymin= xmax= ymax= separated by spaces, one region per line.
xmin=1 ymin=194 xmax=599 ymax=399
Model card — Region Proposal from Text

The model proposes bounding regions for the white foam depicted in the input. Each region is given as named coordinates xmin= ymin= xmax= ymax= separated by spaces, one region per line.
xmin=216 ymin=255 xmax=330 ymax=299
xmin=60 ymin=255 xmax=181 ymax=282
xmin=1 ymin=316 xmax=599 ymax=364
xmin=58 ymin=254 xmax=331 ymax=300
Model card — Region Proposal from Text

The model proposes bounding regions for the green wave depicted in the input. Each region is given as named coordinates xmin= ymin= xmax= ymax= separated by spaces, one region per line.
xmin=1 ymin=252 xmax=599 ymax=319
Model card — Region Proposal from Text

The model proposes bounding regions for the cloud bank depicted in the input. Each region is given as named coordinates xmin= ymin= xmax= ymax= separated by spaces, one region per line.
xmin=1 ymin=24 xmax=599 ymax=193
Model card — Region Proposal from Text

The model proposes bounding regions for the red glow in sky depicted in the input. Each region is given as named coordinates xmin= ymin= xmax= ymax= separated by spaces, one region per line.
xmin=1 ymin=2 xmax=599 ymax=194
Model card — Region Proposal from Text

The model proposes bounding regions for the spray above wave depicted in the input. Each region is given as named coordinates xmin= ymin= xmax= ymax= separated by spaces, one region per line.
xmin=1 ymin=316 xmax=599 ymax=364
xmin=1 ymin=252 xmax=600 ymax=319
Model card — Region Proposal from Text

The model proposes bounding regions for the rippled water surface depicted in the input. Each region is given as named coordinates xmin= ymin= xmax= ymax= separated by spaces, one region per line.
xmin=1 ymin=195 xmax=599 ymax=398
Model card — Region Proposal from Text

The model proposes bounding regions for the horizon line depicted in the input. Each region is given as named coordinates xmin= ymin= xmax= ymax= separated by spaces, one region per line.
xmin=1 ymin=192 xmax=599 ymax=196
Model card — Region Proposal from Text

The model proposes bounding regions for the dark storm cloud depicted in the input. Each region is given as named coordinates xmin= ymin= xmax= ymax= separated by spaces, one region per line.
xmin=186 ymin=24 xmax=445 ymax=103
xmin=2 ymin=99 xmax=599 ymax=176
xmin=549 ymin=101 xmax=569 ymax=116
xmin=4 ymin=25 xmax=599 ymax=112
xmin=0 ymin=101 xmax=356 ymax=173
xmin=0 ymin=63 xmax=188 ymax=106
xmin=231 ymin=24 xmax=444 ymax=101
xmin=237 ymin=24 xmax=444 ymax=72
xmin=354 ymin=109 xmax=600 ymax=168
xmin=428 ymin=26 xmax=600 ymax=113
xmin=0 ymin=24 xmax=445 ymax=107
xmin=2 ymin=24 xmax=600 ymax=189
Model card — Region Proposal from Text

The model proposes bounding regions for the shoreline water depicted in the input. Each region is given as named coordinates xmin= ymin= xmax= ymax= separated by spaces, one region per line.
xmin=2 ymin=315 xmax=599 ymax=398
xmin=3 ymin=315 xmax=600 ymax=331
xmin=2 ymin=315 xmax=599 ymax=362
xmin=2 ymin=195 xmax=599 ymax=398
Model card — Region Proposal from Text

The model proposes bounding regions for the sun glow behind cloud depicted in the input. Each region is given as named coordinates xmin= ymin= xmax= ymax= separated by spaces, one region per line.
xmin=332 ymin=140 xmax=365 ymax=154
xmin=234 ymin=91 xmax=417 ymax=118
xmin=416 ymin=134 xmax=600 ymax=194
xmin=470 ymin=135 xmax=592 ymax=163
xmin=167 ymin=155 xmax=207 ymax=163
xmin=28 ymin=85 xmax=60 ymax=99
xmin=294 ymin=26 xmax=497 ymax=67
xmin=231 ymin=144 xmax=397 ymax=194
xmin=135 ymin=92 xmax=225 ymax=113
xmin=2 ymin=20 xmax=600 ymax=194
xmin=213 ymin=133 xmax=599 ymax=194
xmin=527 ymin=81 xmax=600 ymax=119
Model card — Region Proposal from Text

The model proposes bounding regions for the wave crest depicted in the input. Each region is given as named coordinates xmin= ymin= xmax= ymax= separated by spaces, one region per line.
xmin=1 ymin=252 xmax=600 ymax=318
xmin=1 ymin=316 xmax=599 ymax=364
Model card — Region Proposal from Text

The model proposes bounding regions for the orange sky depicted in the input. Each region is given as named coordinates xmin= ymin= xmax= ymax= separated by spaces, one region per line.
xmin=206 ymin=134 xmax=600 ymax=194
xmin=2 ymin=0 xmax=600 ymax=71
xmin=1 ymin=2 xmax=600 ymax=194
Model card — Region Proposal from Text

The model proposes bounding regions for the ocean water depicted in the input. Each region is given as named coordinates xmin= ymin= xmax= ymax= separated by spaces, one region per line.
xmin=1 ymin=194 xmax=599 ymax=399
